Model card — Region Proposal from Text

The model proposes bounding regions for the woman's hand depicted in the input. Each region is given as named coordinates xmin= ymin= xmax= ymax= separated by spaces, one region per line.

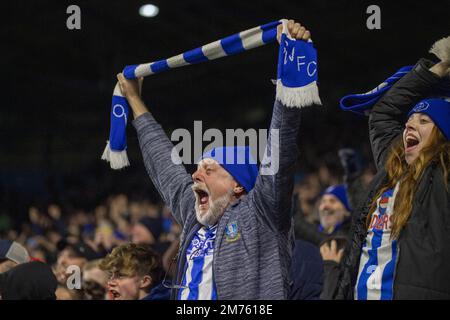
xmin=320 ymin=240 xmax=345 ymax=263
xmin=430 ymin=61 xmax=450 ymax=78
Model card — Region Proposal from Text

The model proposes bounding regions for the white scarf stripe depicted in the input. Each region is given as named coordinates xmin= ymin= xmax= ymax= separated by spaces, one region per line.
xmin=202 ymin=40 xmax=227 ymax=61
xmin=166 ymin=53 xmax=188 ymax=68
xmin=135 ymin=63 xmax=154 ymax=78
xmin=240 ymin=26 xmax=266 ymax=50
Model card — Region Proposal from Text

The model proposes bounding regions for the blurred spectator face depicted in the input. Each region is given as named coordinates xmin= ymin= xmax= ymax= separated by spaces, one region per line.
xmin=110 ymin=194 xmax=128 ymax=217
xmin=318 ymin=194 xmax=349 ymax=232
xmin=362 ymin=167 xmax=375 ymax=187
xmin=28 ymin=206 xmax=40 ymax=224
xmin=57 ymin=247 xmax=89 ymax=269
xmin=94 ymin=205 xmax=108 ymax=221
xmin=47 ymin=230 xmax=62 ymax=245
xmin=131 ymin=224 xmax=155 ymax=245
xmin=145 ymin=202 xmax=160 ymax=218
xmin=47 ymin=204 xmax=61 ymax=220
xmin=6 ymin=230 xmax=18 ymax=241
xmin=83 ymin=263 xmax=108 ymax=300
xmin=318 ymin=165 xmax=332 ymax=185
xmin=129 ymin=202 xmax=144 ymax=223
xmin=55 ymin=248 xmax=87 ymax=284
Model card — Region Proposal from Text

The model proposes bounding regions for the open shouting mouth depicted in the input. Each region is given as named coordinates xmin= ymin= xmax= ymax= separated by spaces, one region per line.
xmin=405 ymin=134 xmax=420 ymax=153
xmin=192 ymin=185 xmax=210 ymax=210
xmin=109 ymin=289 xmax=121 ymax=300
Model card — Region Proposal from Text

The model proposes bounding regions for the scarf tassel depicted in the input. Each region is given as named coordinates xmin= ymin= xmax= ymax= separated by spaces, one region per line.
xmin=276 ymin=80 xmax=321 ymax=108
xmin=101 ymin=141 xmax=130 ymax=169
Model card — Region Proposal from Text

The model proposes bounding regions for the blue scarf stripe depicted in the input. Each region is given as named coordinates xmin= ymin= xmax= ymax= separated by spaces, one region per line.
xmin=183 ymin=47 xmax=209 ymax=64
xmin=123 ymin=64 xmax=139 ymax=79
xmin=211 ymin=285 xmax=217 ymax=300
xmin=339 ymin=66 xmax=414 ymax=115
xmin=220 ymin=33 xmax=245 ymax=55
xmin=150 ymin=60 xmax=170 ymax=73
xmin=187 ymin=256 xmax=204 ymax=300
xmin=261 ymin=21 xmax=280 ymax=43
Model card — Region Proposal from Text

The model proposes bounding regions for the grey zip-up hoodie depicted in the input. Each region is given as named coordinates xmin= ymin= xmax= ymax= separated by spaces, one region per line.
xmin=132 ymin=98 xmax=301 ymax=299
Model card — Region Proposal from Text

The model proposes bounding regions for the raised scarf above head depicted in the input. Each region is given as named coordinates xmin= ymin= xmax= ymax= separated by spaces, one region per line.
xmin=102 ymin=19 xmax=322 ymax=170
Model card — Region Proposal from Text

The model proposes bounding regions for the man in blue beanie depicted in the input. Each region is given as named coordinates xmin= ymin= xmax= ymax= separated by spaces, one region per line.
xmin=318 ymin=185 xmax=351 ymax=235
xmin=116 ymin=20 xmax=312 ymax=300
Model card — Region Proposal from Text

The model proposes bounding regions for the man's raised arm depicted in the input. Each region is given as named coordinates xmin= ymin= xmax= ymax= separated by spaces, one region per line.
xmin=249 ymin=21 xmax=312 ymax=231
xmin=117 ymin=74 xmax=195 ymax=227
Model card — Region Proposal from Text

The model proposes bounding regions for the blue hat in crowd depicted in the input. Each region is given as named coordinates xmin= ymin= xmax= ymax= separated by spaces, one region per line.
xmin=407 ymin=98 xmax=450 ymax=140
xmin=200 ymin=146 xmax=259 ymax=193
xmin=322 ymin=184 xmax=351 ymax=212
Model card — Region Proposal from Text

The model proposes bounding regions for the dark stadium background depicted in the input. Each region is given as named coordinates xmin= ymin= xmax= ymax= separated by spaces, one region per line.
xmin=3 ymin=0 xmax=449 ymax=225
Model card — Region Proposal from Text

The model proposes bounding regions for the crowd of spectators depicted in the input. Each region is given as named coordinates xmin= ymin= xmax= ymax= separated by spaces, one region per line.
xmin=0 ymin=148 xmax=376 ymax=300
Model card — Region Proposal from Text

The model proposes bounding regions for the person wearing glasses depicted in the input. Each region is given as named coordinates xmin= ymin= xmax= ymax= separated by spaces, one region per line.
xmin=99 ymin=243 xmax=169 ymax=300
xmin=116 ymin=20 xmax=312 ymax=300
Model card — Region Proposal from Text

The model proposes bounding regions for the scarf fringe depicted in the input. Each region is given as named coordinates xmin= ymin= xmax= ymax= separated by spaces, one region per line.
xmin=430 ymin=36 xmax=450 ymax=63
xmin=276 ymin=80 xmax=322 ymax=108
xmin=101 ymin=141 xmax=130 ymax=169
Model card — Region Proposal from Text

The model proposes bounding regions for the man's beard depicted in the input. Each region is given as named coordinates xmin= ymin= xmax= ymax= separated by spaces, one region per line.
xmin=319 ymin=209 xmax=344 ymax=230
xmin=193 ymin=184 xmax=234 ymax=226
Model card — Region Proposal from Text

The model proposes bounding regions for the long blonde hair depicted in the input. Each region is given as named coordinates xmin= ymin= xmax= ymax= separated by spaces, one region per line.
xmin=367 ymin=126 xmax=450 ymax=239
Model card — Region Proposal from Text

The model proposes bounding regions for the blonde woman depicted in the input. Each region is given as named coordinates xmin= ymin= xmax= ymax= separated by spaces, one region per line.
xmin=335 ymin=50 xmax=450 ymax=299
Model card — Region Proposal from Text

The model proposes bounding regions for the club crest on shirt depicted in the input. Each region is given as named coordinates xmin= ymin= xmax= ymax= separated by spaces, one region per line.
xmin=225 ymin=221 xmax=241 ymax=243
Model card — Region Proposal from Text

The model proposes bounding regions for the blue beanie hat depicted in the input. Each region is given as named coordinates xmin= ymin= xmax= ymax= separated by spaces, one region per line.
xmin=407 ymin=98 xmax=450 ymax=140
xmin=322 ymin=184 xmax=351 ymax=212
xmin=201 ymin=146 xmax=259 ymax=193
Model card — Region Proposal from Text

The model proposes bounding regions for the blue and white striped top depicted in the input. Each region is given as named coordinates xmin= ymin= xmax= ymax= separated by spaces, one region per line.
xmin=178 ymin=225 xmax=217 ymax=300
xmin=355 ymin=183 xmax=400 ymax=300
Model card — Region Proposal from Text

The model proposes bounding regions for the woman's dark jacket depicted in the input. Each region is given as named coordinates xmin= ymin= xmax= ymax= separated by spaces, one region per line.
xmin=334 ymin=59 xmax=450 ymax=300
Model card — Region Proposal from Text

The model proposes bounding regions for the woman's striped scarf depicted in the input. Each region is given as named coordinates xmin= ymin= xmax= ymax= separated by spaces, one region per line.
xmin=340 ymin=36 xmax=450 ymax=116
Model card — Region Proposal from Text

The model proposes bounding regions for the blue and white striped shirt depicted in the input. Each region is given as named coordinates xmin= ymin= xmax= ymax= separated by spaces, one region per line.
xmin=178 ymin=225 xmax=217 ymax=300
xmin=355 ymin=184 xmax=400 ymax=300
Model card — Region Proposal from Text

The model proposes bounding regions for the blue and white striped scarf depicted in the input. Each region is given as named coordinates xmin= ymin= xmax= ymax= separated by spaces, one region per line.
xmin=339 ymin=66 xmax=413 ymax=116
xmin=102 ymin=19 xmax=321 ymax=169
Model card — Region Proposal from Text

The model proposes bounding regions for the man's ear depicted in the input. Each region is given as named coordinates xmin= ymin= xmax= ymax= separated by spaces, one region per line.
xmin=140 ymin=275 xmax=153 ymax=290
xmin=233 ymin=183 xmax=245 ymax=196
